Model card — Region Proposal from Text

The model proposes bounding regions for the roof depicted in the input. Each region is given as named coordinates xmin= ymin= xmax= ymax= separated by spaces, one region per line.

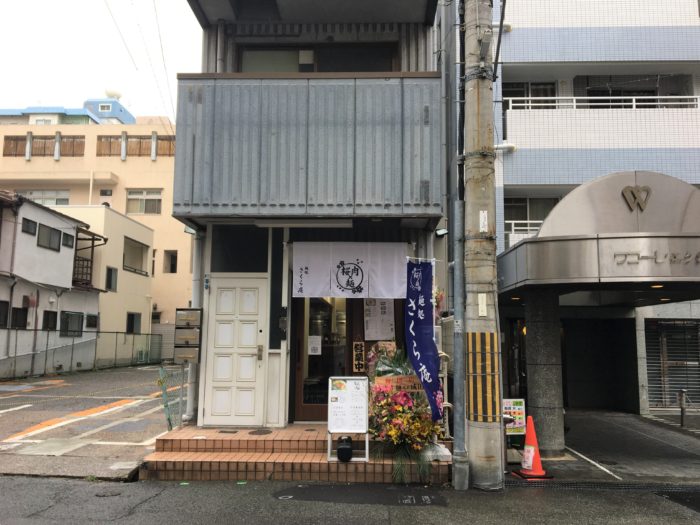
xmin=0 ymin=98 xmax=136 ymax=124
xmin=0 ymin=190 xmax=90 ymax=229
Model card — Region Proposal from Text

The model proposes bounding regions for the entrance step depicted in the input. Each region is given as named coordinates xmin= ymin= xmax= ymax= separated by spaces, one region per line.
xmin=139 ymin=450 xmax=451 ymax=484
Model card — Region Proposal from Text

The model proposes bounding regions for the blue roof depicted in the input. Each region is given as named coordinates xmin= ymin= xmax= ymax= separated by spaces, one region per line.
xmin=0 ymin=98 xmax=135 ymax=124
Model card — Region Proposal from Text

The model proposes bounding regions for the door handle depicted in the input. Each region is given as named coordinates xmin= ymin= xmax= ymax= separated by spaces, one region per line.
xmin=257 ymin=345 xmax=264 ymax=361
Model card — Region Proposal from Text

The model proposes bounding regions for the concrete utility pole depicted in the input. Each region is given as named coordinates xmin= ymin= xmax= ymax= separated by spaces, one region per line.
xmin=463 ymin=0 xmax=504 ymax=490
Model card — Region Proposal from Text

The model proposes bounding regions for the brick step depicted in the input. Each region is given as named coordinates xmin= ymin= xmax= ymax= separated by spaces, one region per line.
xmin=156 ymin=430 xmax=453 ymax=455
xmin=140 ymin=451 xmax=451 ymax=484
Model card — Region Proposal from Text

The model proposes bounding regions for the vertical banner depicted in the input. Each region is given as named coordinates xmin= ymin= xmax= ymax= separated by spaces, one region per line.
xmin=405 ymin=260 xmax=443 ymax=421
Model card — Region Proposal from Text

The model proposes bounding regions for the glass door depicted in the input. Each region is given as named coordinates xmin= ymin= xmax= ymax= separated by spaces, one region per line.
xmin=292 ymin=297 xmax=349 ymax=421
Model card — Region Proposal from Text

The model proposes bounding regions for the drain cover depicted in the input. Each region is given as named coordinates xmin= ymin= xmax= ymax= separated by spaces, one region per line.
xmin=249 ymin=429 xmax=273 ymax=436
xmin=218 ymin=430 xmax=238 ymax=434
xmin=304 ymin=429 xmax=316 ymax=432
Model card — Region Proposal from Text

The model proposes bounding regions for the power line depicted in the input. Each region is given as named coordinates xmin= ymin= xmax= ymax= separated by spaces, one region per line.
xmin=103 ymin=0 xmax=139 ymax=70
xmin=152 ymin=0 xmax=177 ymax=121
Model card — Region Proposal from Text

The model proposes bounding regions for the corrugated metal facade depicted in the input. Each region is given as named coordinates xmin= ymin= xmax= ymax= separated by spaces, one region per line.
xmin=173 ymin=75 xmax=442 ymax=219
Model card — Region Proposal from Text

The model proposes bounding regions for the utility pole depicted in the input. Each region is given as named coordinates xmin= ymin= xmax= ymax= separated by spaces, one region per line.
xmin=463 ymin=0 xmax=503 ymax=490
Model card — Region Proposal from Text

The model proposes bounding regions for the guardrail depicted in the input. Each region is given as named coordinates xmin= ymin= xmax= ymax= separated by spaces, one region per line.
xmin=504 ymin=95 xmax=699 ymax=110
xmin=0 ymin=329 xmax=163 ymax=380
xmin=505 ymin=220 xmax=543 ymax=248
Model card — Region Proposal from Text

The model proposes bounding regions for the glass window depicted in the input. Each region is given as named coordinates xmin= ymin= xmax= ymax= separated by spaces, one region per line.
xmin=62 ymin=233 xmax=75 ymax=249
xmin=42 ymin=310 xmax=57 ymax=331
xmin=105 ymin=266 xmax=118 ymax=291
xmin=37 ymin=224 xmax=62 ymax=251
xmin=0 ymin=301 xmax=8 ymax=328
xmin=126 ymin=312 xmax=142 ymax=334
xmin=11 ymin=307 xmax=28 ymax=329
xmin=17 ymin=190 xmax=69 ymax=206
xmin=163 ymin=250 xmax=178 ymax=274
xmin=126 ymin=189 xmax=162 ymax=215
xmin=60 ymin=311 xmax=84 ymax=337
xmin=21 ymin=218 xmax=37 ymax=235
xmin=86 ymin=314 xmax=99 ymax=329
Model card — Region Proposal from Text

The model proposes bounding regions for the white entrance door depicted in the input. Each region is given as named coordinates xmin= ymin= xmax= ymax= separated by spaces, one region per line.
xmin=203 ymin=277 xmax=268 ymax=426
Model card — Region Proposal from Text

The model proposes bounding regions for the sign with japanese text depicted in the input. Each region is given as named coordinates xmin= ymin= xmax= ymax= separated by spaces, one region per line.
xmin=405 ymin=260 xmax=443 ymax=421
xmin=328 ymin=376 xmax=369 ymax=434
xmin=503 ymin=398 xmax=526 ymax=436
xmin=364 ymin=299 xmax=395 ymax=340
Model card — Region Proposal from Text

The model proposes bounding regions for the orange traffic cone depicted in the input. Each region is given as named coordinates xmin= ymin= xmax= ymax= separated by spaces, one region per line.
xmin=513 ymin=415 xmax=552 ymax=480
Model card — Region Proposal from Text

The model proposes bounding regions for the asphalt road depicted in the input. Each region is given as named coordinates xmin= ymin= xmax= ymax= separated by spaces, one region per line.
xmin=0 ymin=476 xmax=698 ymax=525
xmin=0 ymin=366 xmax=182 ymax=479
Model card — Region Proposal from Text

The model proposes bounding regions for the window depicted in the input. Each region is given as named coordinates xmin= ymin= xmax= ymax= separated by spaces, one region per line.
xmin=99 ymin=189 xmax=112 ymax=197
xmin=21 ymin=218 xmax=37 ymax=235
xmin=126 ymin=189 xmax=161 ymax=214
xmin=151 ymin=249 xmax=157 ymax=277
xmin=96 ymin=135 xmax=121 ymax=156
xmin=0 ymin=301 xmax=8 ymax=328
xmin=98 ymin=103 xmax=112 ymax=112
xmin=17 ymin=189 xmax=69 ymax=206
xmin=60 ymin=311 xmax=84 ymax=337
xmin=35 ymin=118 xmax=53 ymax=125
xmin=126 ymin=136 xmax=152 ymax=156
xmin=59 ymin=136 xmax=85 ymax=157
xmin=151 ymin=311 xmax=161 ymax=323
xmin=105 ymin=266 xmax=118 ymax=291
xmin=126 ymin=312 xmax=142 ymax=334
xmin=156 ymin=135 xmax=176 ymax=156
xmin=164 ymin=250 xmax=178 ymax=274
xmin=11 ymin=307 xmax=28 ymax=329
xmin=38 ymin=224 xmax=62 ymax=251
xmin=62 ymin=232 xmax=74 ymax=248
xmin=43 ymin=311 xmax=57 ymax=331
xmin=123 ymin=237 xmax=149 ymax=275
xmin=85 ymin=314 xmax=99 ymax=330
xmin=30 ymin=136 xmax=56 ymax=157
xmin=3 ymin=136 xmax=27 ymax=157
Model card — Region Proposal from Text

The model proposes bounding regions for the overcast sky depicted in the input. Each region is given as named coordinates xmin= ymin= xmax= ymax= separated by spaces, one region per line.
xmin=0 ymin=0 xmax=202 ymax=121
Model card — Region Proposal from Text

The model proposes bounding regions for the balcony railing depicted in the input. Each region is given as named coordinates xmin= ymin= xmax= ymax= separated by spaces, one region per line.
xmin=505 ymin=220 xmax=543 ymax=249
xmin=505 ymin=96 xmax=699 ymax=110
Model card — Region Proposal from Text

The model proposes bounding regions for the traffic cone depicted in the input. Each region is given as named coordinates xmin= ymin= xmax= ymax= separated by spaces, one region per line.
xmin=513 ymin=415 xmax=552 ymax=479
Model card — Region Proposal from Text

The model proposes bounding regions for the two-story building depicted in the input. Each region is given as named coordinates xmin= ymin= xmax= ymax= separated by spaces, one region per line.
xmin=173 ymin=0 xmax=442 ymax=427
xmin=0 ymin=191 xmax=102 ymax=378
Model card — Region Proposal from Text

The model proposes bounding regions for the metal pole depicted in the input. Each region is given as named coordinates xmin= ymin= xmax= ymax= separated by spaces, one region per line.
xmin=464 ymin=0 xmax=504 ymax=490
xmin=452 ymin=199 xmax=469 ymax=489
xmin=183 ymin=230 xmax=204 ymax=423
xmin=679 ymin=389 xmax=687 ymax=428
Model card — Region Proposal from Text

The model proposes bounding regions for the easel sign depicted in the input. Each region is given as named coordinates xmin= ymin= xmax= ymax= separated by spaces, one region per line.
xmin=327 ymin=376 xmax=369 ymax=462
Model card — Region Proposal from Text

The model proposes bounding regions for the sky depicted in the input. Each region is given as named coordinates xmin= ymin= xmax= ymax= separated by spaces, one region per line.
xmin=0 ymin=0 xmax=202 ymax=121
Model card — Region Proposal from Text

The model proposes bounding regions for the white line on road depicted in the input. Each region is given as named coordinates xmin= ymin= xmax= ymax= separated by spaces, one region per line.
xmin=0 ymin=404 xmax=32 ymax=415
xmin=565 ymin=446 xmax=623 ymax=481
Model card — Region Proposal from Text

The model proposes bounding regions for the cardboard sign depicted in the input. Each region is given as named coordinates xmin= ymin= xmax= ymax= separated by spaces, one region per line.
xmin=328 ymin=376 xmax=368 ymax=434
xmin=503 ymin=398 xmax=526 ymax=435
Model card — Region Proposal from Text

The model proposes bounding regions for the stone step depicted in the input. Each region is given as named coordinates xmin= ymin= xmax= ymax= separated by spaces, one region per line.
xmin=140 ymin=451 xmax=451 ymax=484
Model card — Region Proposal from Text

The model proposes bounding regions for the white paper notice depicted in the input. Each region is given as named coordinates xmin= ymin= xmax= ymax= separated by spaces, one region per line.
xmin=328 ymin=377 xmax=369 ymax=433
xmin=364 ymin=299 xmax=395 ymax=341
xmin=308 ymin=335 xmax=322 ymax=356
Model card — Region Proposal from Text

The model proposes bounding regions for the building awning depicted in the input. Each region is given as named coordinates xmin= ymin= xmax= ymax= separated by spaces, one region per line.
xmin=497 ymin=171 xmax=700 ymax=307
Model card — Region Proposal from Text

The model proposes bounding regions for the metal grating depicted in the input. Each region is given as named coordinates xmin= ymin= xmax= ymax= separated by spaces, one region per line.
xmin=645 ymin=320 xmax=700 ymax=408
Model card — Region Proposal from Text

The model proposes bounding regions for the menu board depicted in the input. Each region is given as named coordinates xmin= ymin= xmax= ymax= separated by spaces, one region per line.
xmin=328 ymin=376 xmax=369 ymax=434
xmin=364 ymin=299 xmax=395 ymax=341
xmin=503 ymin=398 xmax=526 ymax=436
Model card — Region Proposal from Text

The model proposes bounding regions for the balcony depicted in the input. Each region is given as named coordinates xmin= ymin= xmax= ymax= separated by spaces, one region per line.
xmin=505 ymin=220 xmax=542 ymax=249
xmin=500 ymin=96 xmax=700 ymax=187
xmin=173 ymin=73 xmax=442 ymax=220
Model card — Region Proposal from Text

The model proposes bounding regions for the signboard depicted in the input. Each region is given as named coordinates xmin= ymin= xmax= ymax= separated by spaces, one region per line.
xmin=352 ymin=342 xmax=366 ymax=373
xmin=364 ymin=299 xmax=395 ymax=340
xmin=503 ymin=398 xmax=526 ymax=436
xmin=328 ymin=376 xmax=368 ymax=434
xmin=308 ymin=335 xmax=322 ymax=356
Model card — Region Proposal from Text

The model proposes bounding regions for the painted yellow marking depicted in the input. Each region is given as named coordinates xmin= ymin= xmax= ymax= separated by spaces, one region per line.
xmin=485 ymin=333 xmax=493 ymax=422
xmin=475 ymin=333 xmax=483 ymax=423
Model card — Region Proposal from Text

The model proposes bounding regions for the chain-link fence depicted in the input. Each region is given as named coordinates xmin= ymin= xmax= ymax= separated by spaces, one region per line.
xmin=0 ymin=328 xmax=163 ymax=380
xmin=157 ymin=364 xmax=187 ymax=430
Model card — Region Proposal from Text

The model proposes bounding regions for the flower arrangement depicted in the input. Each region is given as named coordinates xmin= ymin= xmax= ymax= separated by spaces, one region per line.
xmin=369 ymin=384 xmax=441 ymax=452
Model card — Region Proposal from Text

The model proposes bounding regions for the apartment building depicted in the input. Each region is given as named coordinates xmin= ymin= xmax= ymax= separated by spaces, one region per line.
xmin=486 ymin=0 xmax=700 ymax=453
xmin=0 ymin=99 xmax=192 ymax=346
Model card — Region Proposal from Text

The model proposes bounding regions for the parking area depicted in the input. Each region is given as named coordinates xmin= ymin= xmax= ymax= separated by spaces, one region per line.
xmin=0 ymin=366 xmax=184 ymax=480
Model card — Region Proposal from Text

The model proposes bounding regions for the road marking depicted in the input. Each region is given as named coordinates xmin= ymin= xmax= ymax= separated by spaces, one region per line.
xmin=0 ymin=404 xmax=32 ymax=415
xmin=565 ymin=446 xmax=623 ymax=481
xmin=4 ymin=398 xmax=142 ymax=442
